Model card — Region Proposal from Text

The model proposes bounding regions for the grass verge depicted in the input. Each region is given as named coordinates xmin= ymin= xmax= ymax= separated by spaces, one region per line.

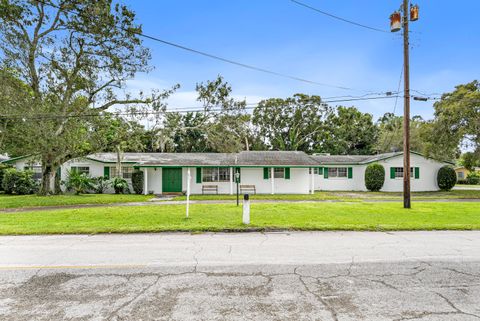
xmin=0 ymin=202 xmax=479 ymax=235
xmin=174 ymin=190 xmax=480 ymax=201
xmin=0 ymin=194 xmax=154 ymax=209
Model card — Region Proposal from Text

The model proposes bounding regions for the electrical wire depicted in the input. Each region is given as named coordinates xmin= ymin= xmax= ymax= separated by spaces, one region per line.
xmin=381 ymin=66 xmax=403 ymax=153
xmin=0 ymin=95 xmax=400 ymax=121
xmin=32 ymin=0 xmax=359 ymax=91
xmin=290 ymin=0 xmax=390 ymax=34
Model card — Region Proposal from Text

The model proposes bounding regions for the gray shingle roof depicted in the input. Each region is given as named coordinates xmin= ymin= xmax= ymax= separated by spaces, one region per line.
xmin=86 ymin=151 xmax=318 ymax=167
xmin=236 ymin=151 xmax=318 ymax=166
xmin=310 ymin=152 xmax=402 ymax=165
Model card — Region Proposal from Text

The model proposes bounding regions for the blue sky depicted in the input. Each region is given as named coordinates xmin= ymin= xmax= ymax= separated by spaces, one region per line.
xmin=122 ymin=0 xmax=479 ymax=120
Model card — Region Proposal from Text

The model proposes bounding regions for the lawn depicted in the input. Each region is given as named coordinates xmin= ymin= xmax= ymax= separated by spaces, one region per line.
xmin=0 ymin=194 xmax=154 ymax=209
xmin=174 ymin=190 xmax=480 ymax=201
xmin=0 ymin=202 xmax=479 ymax=235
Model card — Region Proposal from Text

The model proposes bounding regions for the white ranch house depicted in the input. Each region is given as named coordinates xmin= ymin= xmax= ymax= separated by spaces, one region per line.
xmin=2 ymin=151 xmax=452 ymax=194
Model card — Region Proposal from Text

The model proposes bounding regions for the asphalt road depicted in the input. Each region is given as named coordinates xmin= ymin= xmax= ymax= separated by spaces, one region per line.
xmin=0 ymin=231 xmax=479 ymax=320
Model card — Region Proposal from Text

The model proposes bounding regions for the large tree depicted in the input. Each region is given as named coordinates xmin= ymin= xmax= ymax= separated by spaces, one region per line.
xmin=0 ymin=0 xmax=170 ymax=194
xmin=320 ymin=106 xmax=377 ymax=155
xmin=252 ymin=94 xmax=332 ymax=153
xmin=374 ymin=113 xmax=431 ymax=154
xmin=425 ymin=81 xmax=480 ymax=160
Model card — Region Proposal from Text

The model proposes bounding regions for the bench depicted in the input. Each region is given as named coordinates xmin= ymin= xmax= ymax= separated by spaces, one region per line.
xmin=240 ymin=185 xmax=256 ymax=195
xmin=202 ymin=185 xmax=218 ymax=194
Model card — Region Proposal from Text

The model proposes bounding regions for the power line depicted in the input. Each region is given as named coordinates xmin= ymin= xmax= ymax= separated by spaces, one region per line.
xmin=381 ymin=66 xmax=403 ymax=152
xmin=0 ymin=95 xmax=400 ymax=121
xmin=32 ymin=0 xmax=358 ymax=91
xmin=290 ymin=0 xmax=390 ymax=34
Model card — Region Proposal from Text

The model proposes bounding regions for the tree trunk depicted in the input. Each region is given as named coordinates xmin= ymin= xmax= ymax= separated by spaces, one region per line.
xmin=54 ymin=166 xmax=62 ymax=194
xmin=39 ymin=163 xmax=53 ymax=195
xmin=245 ymin=136 xmax=250 ymax=151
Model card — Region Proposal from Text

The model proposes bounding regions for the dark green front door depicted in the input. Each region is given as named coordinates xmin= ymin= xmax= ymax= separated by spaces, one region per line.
xmin=162 ymin=168 xmax=182 ymax=193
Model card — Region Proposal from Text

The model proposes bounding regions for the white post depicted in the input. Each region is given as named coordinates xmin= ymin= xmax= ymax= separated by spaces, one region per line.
xmin=187 ymin=167 xmax=191 ymax=218
xmin=311 ymin=168 xmax=315 ymax=194
xmin=143 ymin=168 xmax=148 ymax=195
xmin=229 ymin=167 xmax=233 ymax=195
xmin=242 ymin=194 xmax=250 ymax=224
xmin=186 ymin=168 xmax=191 ymax=218
xmin=271 ymin=167 xmax=275 ymax=195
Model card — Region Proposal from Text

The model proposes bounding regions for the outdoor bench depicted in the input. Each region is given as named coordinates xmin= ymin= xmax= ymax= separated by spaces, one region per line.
xmin=202 ymin=185 xmax=218 ymax=194
xmin=240 ymin=185 xmax=256 ymax=195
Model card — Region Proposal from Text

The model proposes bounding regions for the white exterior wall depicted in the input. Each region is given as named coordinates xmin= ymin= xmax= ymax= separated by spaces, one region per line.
xmin=145 ymin=167 xmax=162 ymax=194
xmin=179 ymin=167 xmax=311 ymax=195
xmin=316 ymin=154 xmax=446 ymax=192
xmin=315 ymin=166 xmax=364 ymax=191
xmin=379 ymin=153 xmax=442 ymax=192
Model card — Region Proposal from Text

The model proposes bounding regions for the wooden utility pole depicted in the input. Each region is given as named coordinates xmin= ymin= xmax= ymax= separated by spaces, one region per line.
xmin=402 ymin=0 xmax=411 ymax=209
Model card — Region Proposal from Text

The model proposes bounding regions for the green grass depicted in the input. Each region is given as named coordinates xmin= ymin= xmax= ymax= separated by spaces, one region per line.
xmin=175 ymin=190 xmax=480 ymax=201
xmin=0 ymin=202 xmax=479 ymax=235
xmin=0 ymin=194 xmax=154 ymax=209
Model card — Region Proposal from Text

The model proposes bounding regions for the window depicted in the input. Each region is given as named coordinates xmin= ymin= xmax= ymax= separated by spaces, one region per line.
xmin=457 ymin=172 xmax=464 ymax=179
xmin=71 ymin=166 xmax=90 ymax=175
xmin=202 ymin=167 xmax=230 ymax=182
xmin=328 ymin=167 xmax=347 ymax=178
xmin=110 ymin=166 xmax=133 ymax=179
xmin=393 ymin=167 xmax=414 ymax=178
xmin=274 ymin=168 xmax=285 ymax=178
xmin=24 ymin=165 xmax=42 ymax=180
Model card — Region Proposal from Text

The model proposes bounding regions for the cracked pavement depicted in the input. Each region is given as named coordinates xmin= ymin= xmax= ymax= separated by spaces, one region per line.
xmin=0 ymin=231 xmax=479 ymax=320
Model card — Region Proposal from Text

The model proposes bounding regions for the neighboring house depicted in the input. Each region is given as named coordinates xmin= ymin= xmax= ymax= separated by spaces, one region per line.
xmin=1 ymin=151 xmax=453 ymax=194
xmin=454 ymin=167 xmax=480 ymax=180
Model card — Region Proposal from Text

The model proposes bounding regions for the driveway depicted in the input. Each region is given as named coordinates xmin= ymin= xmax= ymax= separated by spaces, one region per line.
xmin=0 ymin=231 xmax=479 ymax=320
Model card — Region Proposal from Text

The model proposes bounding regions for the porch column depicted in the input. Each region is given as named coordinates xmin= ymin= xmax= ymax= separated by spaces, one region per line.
xmin=311 ymin=168 xmax=315 ymax=194
xmin=143 ymin=168 xmax=148 ymax=195
xmin=229 ymin=167 xmax=233 ymax=195
xmin=271 ymin=167 xmax=275 ymax=194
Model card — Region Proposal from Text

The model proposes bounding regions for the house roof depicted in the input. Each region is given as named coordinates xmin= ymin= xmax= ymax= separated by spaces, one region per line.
xmin=311 ymin=151 xmax=454 ymax=165
xmin=85 ymin=151 xmax=318 ymax=167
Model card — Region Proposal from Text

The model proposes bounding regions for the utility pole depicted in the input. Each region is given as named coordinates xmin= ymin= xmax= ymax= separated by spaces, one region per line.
xmin=402 ymin=0 xmax=411 ymax=209
xmin=390 ymin=2 xmax=418 ymax=209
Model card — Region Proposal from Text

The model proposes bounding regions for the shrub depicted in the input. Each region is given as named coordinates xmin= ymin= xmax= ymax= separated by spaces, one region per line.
xmin=437 ymin=166 xmax=457 ymax=191
xmin=364 ymin=163 xmax=385 ymax=192
xmin=2 ymin=168 xmax=38 ymax=195
xmin=92 ymin=176 xmax=110 ymax=194
xmin=131 ymin=170 xmax=144 ymax=194
xmin=466 ymin=172 xmax=480 ymax=185
xmin=0 ymin=164 xmax=12 ymax=192
xmin=64 ymin=170 xmax=94 ymax=195
xmin=111 ymin=176 xmax=129 ymax=194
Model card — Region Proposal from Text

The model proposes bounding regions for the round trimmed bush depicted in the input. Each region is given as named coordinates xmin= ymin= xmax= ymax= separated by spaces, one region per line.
xmin=364 ymin=163 xmax=385 ymax=192
xmin=437 ymin=166 xmax=457 ymax=191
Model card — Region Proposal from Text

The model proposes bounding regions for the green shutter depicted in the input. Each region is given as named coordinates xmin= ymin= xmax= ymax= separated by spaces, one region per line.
xmin=285 ymin=167 xmax=290 ymax=179
xmin=324 ymin=168 xmax=329 ymax=179
xmin=56 ymin=167 xmax=61 ymax=178
xmin=390 ymin=167 xmax=395 ymax=179
xmin=348 ymin=167 xmax=353 ymax=179
xmin=196 ymin=167 xmax=202 ymax=183
xmin=263 ymin=167 xmax=270 ymax=179
xmin=103 ymin=166 xmax=110 ymax=179
xmin=318 ymin=167 xmax=323 ymax=175
xmin=235 ymin=167 xmax=241 ymax=183
xmin=414 ymin=167 xmax=420 ymax=179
